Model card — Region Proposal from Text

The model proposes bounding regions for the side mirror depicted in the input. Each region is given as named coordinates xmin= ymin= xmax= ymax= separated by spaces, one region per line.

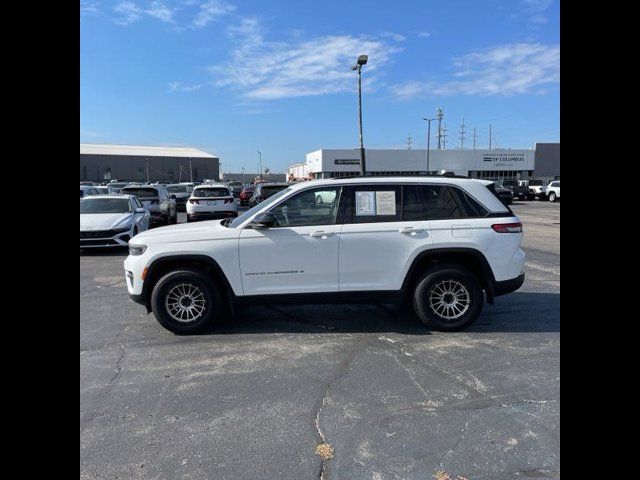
xmin=250 ymin=212 xmax=277 ymax=229
xmin=135 ymin=207 xmax=146 ymax=214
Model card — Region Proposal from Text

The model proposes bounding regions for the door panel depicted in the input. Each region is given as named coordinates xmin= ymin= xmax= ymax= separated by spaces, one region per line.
xmin=338 ymin=185 xmax=432 ymax=292
xmin=238 ymin=186 xmax=343 ymax=295
xmin=239 ymin=226 xmax=341 ymax=295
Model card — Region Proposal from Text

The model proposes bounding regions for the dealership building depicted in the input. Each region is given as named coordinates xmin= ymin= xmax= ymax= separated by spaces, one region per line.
xmin=80 ymin=144 xmax=220 ymax=183
xmin=289 ymin=143 xmax=559 ymax=181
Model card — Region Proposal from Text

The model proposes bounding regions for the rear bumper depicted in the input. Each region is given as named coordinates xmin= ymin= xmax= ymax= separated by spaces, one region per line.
xmin=493 ymin=272 xmax=525 ymax=297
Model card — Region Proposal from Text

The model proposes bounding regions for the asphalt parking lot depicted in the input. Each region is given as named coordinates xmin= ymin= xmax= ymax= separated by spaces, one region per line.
xmin=80 ymin=201 xmax=560 ymax=480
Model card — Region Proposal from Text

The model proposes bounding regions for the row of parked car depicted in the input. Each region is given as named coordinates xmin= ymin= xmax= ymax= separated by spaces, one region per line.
xmin=493 ymin=179 xmax=560 ymax=205
xmin=80 ymin=179 xmax=295 ymax=249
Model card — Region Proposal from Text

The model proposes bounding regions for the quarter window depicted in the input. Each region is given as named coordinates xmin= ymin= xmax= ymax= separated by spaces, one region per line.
xmin=269 ymin=187 xmax=341 ymax=227
xmin=419 ymin=185 xmax=487 ymax=220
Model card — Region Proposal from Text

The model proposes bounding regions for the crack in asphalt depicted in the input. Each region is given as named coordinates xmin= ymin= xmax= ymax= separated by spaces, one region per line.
xmin=311 ymin=335 xmax=370 ymax=480
xmin=81 ymin=344 xmax=127 ymax=428
xmin=439 ymin=416 xmax=471 ymax=470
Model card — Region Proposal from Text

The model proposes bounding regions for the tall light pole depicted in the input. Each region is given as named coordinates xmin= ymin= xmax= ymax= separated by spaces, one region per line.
xmin=257 ymin=151 xmax=263 ymax=180
xmin=352 ymin=54 xmax=368 ymax=175
xmin=422 ymin=117 xmax=436 ymax=174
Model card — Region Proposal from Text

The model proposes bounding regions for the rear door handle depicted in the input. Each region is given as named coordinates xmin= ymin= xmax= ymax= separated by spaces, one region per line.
xmin=310 ymin=231 xmax=335 ymax=238
xmin=398 ymin=227 xmax=424 ymax=234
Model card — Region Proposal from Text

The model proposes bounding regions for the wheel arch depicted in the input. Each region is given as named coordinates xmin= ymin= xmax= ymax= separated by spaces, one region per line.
xmin=401 ymin=248 xmax=497 ymax=304
xmin=141 ymin=254 xmax=236 ymax=313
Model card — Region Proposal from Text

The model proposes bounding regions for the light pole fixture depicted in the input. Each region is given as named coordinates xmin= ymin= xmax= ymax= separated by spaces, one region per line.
xmin=352 ymin=54 xmax=368 ymax=175
xmin=422 ymin=117 xmax=436 ymax=174
xmin=257 ymin=151 xmax=263 ymax=180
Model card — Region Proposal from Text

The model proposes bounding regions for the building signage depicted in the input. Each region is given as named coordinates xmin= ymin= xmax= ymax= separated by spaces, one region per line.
xmin=334 ymin=159 xmax=360 ymax=165
xmin=482 ymin=153 xmax=527 ymax=165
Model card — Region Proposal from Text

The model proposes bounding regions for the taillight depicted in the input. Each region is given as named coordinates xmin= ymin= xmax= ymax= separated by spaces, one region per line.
xmin=189 ymin=199 xmax=200 ymax=204
xmin=224 ymin=197 xmax=234 ymax=204
xmin=491 ymin=222 xmax=523 ymax=233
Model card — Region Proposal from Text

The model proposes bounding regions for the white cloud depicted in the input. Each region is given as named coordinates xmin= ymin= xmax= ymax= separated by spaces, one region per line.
xmin=192 ymin=0 xmax=236 ymax=28
xmin=112 ymin=1 xmax=175 ymax=26
xmin=80 ymin=1 xmax=101 ymax=18
xmin=167 ymin=81 xmax=203 ymax=92
xmin=416 ymin=31 xmax=431 ymax=38
xmin=521 ymin=0 xmax=553 ymax=26
xmin=389 ymin=42 xmax=559 ymax=100
xmin=209 ymin=18 xmax=403 ymax=100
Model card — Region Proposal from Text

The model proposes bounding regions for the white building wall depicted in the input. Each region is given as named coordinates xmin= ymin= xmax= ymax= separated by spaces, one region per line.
xmin=289 ymin=148 xmax=535 ymax=178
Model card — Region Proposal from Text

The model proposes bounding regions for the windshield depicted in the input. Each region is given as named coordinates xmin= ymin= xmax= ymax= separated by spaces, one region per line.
xmin=228 ymin=186 xmax=293 ymax=228
xmin=529 ymin=180 xmax=543 ymax=186
xmin=80 ymin=197 xmax=131 ymax=214
xmin=121 ymin=187 xmax=158 ymax=198
xmin=193 ymin=187 xmax=230 ymax=197
xmin=166 ymin=185 xmax=188 ymax=193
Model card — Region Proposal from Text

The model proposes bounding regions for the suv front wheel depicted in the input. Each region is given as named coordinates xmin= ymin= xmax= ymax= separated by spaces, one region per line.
xmin=151 ymin=269 xmax=221 ymax=334
xmin=412 ymin=264 xmax=484 ymax=331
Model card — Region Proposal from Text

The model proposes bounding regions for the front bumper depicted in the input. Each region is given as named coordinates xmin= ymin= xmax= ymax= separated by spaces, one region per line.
xmin=493 ymin=272 xmax=525 ymax=297
xmin=80 ymin=228 xmax=131 ymax=248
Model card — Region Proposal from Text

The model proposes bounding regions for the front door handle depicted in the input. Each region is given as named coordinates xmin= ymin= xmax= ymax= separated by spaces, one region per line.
xmin=310 ymin=231 xmax=335 ymax=238
xmin=398 ymin=227 xmax=424 ymax=234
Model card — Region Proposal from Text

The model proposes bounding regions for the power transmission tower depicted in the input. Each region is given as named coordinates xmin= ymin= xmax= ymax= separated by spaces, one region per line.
xmin=442 ymin=123 xmax=448 ymax=150
xmin=459 ymin=118 xmax=466 ymax=149
xmin=473 ymin=127 xmax=477 ymax=150
xmin=407 ymin=133 xmax=412 ymax=150
xmin=436 ymin=107 xmax=444 ymax=149
xmin=489 ymin=124 xmax=492 ymax=150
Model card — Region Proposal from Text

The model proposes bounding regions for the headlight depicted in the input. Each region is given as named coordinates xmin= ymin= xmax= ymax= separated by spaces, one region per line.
xmin=129 ymin=244 xmax=147 ymax=256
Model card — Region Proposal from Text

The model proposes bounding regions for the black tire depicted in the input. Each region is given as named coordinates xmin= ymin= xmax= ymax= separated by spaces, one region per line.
xmin=548 ymin=192 xmax=556 ymax=202
xmin=412 ymin=264 xmax=484 ymax=331
xmin=151 ymin=269 xmax=222 ymax=334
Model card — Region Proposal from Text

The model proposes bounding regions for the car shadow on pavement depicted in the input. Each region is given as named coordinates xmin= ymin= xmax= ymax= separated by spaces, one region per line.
xmin=206 ymin=292 xmax=559 ymax=335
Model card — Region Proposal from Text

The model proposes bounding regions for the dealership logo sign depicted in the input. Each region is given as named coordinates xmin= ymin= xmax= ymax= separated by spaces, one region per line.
xmin=483 ymin=153 xmax=526 ymax=163
xmin=335 ymin=159 xmax=360 ymax=165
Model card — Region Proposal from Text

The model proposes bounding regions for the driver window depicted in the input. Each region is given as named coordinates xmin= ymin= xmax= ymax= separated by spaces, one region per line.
xmin=270 ymin=187 xmax=341 ymax=227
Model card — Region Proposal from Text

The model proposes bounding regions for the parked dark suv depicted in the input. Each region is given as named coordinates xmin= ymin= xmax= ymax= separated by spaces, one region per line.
xmin=248 ymin=182 xmax=290 ymax=207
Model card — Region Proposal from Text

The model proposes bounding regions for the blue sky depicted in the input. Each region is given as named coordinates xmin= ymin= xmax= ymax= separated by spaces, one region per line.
xmin=80 ymin=0 xmax=560 ymax=174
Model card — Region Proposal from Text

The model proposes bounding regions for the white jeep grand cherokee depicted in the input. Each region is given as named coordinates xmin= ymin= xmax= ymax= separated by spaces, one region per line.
xmin=124 ymin=177 xmax=525 ymax=334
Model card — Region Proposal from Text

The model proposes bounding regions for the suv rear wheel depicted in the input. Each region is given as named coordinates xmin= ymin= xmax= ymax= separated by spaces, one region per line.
xmin=150 ymin=269 xmax=222 ymax=334
xmin=412 ymin=264 xmax=484 ymax=331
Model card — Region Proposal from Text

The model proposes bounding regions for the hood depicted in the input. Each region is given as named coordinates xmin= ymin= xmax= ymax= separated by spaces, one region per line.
xmin=80 ymin=213 xmax=134 ymax=231
xmin=130 ymin=219 xmax=240 ymax=245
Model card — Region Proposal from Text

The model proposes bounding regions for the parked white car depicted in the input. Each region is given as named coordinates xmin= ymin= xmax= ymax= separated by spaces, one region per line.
xmin=125 ymin=176 xmax=525 ymax=334
xmin=186 ymin=184 xmax=238 ymax=222
xmin=546 ymin=181 xmax=560 ymax=202
xmin=526 ymin=179 xmax=547 ymax=200
xmin=80 ymin=195 xmax=150 ymax=248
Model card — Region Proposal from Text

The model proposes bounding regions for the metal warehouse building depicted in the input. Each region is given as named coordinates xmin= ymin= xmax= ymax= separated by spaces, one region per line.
xmin=289 ymin=143 xmax=559 ymax=181
xmin=80 ymin=144 xmax=220 ymax=183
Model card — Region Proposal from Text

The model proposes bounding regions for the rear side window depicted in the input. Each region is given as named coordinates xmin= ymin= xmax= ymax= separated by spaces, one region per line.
xmin=402 ymin=185 xmax=426 ymax=221
xmin=419 ymin=185 xmax=487 ymax=220
xmin=345 ymin=185 xmax=402 ymax=223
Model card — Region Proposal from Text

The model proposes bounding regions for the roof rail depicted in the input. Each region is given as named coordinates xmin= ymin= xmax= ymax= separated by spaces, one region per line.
xmin=330 ymin=172 xmax=470 ymax=180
